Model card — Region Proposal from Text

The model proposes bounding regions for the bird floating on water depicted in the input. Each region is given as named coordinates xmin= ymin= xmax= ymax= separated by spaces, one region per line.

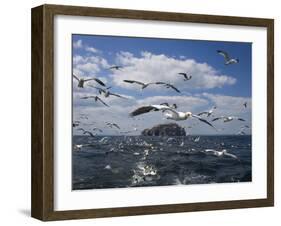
xmin=73 ymin=74 xmax=105 ymax=88
xmin=217 ymin=50 xmax=239 ymax=65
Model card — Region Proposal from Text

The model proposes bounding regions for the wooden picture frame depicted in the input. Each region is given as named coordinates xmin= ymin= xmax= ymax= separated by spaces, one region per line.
xmin=31 ymin=4 xmax=274 ymax=221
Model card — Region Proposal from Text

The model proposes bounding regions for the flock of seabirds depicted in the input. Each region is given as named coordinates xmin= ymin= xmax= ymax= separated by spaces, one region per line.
xmin=73 ymin=50 xmax=250 ymax=163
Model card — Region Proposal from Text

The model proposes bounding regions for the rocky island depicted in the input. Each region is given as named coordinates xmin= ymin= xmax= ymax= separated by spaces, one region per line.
xmin=141 ymin=123 xmax=186 ymax=136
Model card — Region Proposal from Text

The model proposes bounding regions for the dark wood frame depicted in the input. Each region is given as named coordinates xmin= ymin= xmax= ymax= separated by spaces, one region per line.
xmin=31 ymin=4 xmax=274 ymax=221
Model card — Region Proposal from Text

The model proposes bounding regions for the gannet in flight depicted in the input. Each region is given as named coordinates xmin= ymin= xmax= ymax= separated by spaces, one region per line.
xmin=89 ymin=85 xmax=127 ymax=99
xmin=217 ymin=50 xmax=239 ymax=65
xmin=204 ymin=149 xmax=238 ymax=160
xmin=73 ymin=74 xmax=105 ymax=88
xmin=129 ymin=104 xmax=173 ymax=117
xmin=108 ymin=65 xmax=123 ymax=70
xmin=123 ymin=80 xmax=156 ymax=89
xmin=80 ymin=95 xmax=109 ymax=107
xmin=155 ymin=82 xmax=181 ymax=93
xmin=243 ymin=102 xmax=247 ymax=108
xmin=92 ymin=127 xmax=103 ymax=133
xmin=198 ymin=106 xmax=217 ymax=117
xmin=77 ymin=128 xmax=95 ymax=137
xmin=212 ymin=116 xmax=245 ymax=122
xmin=105 ymin=122 xmax=120 ymax=129
xmin=178 ymin=73 xmax=192 ymax=81
xmin=130 ymin=105 xmax=216 ymax=129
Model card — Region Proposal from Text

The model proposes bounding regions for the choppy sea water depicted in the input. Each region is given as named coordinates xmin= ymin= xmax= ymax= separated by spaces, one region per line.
xmin=72 ymin=135 xmax=251 ymax=190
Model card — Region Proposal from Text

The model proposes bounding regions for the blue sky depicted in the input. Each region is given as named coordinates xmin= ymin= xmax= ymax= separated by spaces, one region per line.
xmin=72 ymin=34 xmax=252 ymax=135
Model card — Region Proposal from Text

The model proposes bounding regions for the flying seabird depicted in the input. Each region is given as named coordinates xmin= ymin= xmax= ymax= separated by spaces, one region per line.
xmin=77 ymin=128 xmax=95 ymax=137
xmin=198 ymin=106 xmax=217 ymax=117
xmin=243 ymin=102 xmax=247 ymax=108
xmin=80 ymin=95 xmax=109 ymax=107
xmin=217 ymin=50 xmax=239 ymax=65
xmin=212 ymin=116 xmax=245 ymax=122
xmin=73 ymin=74 xmax=105 ymax=88
xmin=105 ymin=122 xmax=120 ymax=129
xmin=204 ymin=149 xmax=238 ymax=160
xmin=163 ymin=108 xmax=217 ymax=129
xmin=178 ymin=73 xmax=192 ymax=81
xmin=108 ymin=65 xmax=123 ymax=70
xmin=89 ymin=86 xmax=127 ymax=99
xmin=123 ymin=80 xmax=156 ymax=89
xmin=130 ymin=105 xmax=216 ymax=130
xmin=155 ymin=82 xmax=181 ymax=93
xmin=92 ymin=127 xmax=103 ymax=133
xmin=129 ymin=104 xmax=173 ymax=117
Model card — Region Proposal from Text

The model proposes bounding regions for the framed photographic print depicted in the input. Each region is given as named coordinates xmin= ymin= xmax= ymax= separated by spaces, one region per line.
xmin=31 ymin=4 xmax=274 ymax=221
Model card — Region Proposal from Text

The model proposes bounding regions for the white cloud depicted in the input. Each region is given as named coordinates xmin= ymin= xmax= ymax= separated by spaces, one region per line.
xmin=73 ymin=55 xmax=110 ymax=77
xmin=111 ymin=51 xmax=236 ymax=92
xmin=85 ymin=46 xmax=101 ymax=54
xmin=73 ymin=39 xmax=83 ymax=49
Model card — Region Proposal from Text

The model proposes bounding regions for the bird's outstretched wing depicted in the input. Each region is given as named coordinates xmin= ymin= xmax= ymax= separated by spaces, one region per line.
xmin=192 ymin=115 xmax=217 ymax=130
xmin=109 ymin=92 xmax=127 ymax=99
xmin=80 ymin=96 xmax=95 ymax=99
xmin=155 ymin=82 xmax=166 ymax=85
xmin=109 ymin=65 xmax=122 ymax=70
xmin=237 ymin=118 xmax=246 ymax=121
xmin=212 ymin=116 xmax=224 ymax=122
xmin=83 ymin=131 xmax=95 ymax=137
xmin=205 ymin=149 xmax=216 ymax=154
xmin=112 ymin=123 xmax=120 ymax=129
xmin=169 ymin=84 xmax=181 ymax=93
xmin=73 ymin=74 xmax=80 ymax=81
xmin=197 ymin=112 xmax=208 ymax=116
xmin=217 ymin=50 xmax=230 ymax=61
xmin=178 ymin=73 xmax=188 ymax=79
xmin=224 ymin=152 xmax=238 ymax=160
xmin=123 ymin=80 xmax=145 ymax=86
xmin=95 ymin=96 xmax=109 ymax=107
xmin=84 ymin=78 xmax=106 ymax=86
xmin=130 ymin=106 xmax=157 ymax=117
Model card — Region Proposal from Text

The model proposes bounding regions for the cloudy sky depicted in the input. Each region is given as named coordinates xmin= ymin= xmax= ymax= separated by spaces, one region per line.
xmin=72 ymin=34 xmax=252 ymax=135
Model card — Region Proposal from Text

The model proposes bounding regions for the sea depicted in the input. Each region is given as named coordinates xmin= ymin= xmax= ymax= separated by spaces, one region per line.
xmin=72 ymin=135 xmax=252 ymax=190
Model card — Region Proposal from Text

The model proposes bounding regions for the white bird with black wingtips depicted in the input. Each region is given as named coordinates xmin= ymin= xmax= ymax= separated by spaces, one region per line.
xmin=130 ymin=105 xmax=216 ymax=130
xmin=217 ymin=50 xmax=239 ymax=65
xmin=73 ymin=74 xmax=106 ymax=88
